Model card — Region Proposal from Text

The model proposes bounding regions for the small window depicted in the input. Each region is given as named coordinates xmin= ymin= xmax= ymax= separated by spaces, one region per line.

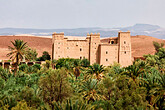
xmin=106 ymin=59 xmax=108 ymax=61
xmin=124 ymin=51 xmax=126 ymax=54
xmin=95 ymin=48 xmax=96 ymax=49
xmin=58 ymin=55 xmax=60 ymax=57
xmin=111 ymin=41 xmax=114 ymax=44
xmin=106 ymin=51 xmax=108 ymax=54
xmin=80 ymin=48 xmax=82 ymax=51
xmin=80 ymin=56 xmax=82 ymax=59
xmin=124 ymin=41 xmax=126 ymax=44
xmin=95 ymin=43 xmax=96 ymax=44
xmin=58 ymin=42 xmax=60 ymax=44
xmin=67 ymin=47 xmax=69 ymax=49
xmin=58 ymin=47 xmax=60 ymax=49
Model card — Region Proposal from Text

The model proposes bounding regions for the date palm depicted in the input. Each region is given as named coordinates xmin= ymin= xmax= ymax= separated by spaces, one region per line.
xmin=7 ymin=39 xmax=28 ymax=72
xmin=150 ymin=74 xmax=165 ymax=109
xmin=88 ymin=63 xmax=104 ymax=80
xmin=79 ymin=78 xmax=102 ymax=102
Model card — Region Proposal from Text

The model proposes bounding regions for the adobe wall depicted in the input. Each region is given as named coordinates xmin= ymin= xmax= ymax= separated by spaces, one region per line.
xmin=52 ymin=31 xmax=132 ymax=67
xmin=64 ymin=40 xmax=90 ymax=59
xmin=99 ymin=44 xmax=118 ymax=66
xmin=118 ymin=31 xmax=132 ymax=67
xmin=52 ymin=32 xmax=90 ymax=60
xmin=89 ymin=33 xmax=100 ymax=64
xmin=52 ymin=32 xmax=65 ymax=59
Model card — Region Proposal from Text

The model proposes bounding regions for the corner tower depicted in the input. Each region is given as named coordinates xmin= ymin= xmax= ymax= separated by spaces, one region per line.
xmin=118 ymin=31 xmax=132 ymax=67
xmin=52 ymin=32 xmax=65 ymax=59
xmin=89 ymin=33 xmax=100 ymax=64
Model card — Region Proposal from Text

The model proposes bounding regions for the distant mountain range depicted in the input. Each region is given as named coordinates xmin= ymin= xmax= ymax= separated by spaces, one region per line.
xmin=0 ymin=24 xmax=165 ymax=39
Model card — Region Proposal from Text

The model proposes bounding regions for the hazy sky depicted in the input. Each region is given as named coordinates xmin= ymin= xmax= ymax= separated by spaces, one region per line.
xmin=0 ymin=0 xmax=165 ymax=29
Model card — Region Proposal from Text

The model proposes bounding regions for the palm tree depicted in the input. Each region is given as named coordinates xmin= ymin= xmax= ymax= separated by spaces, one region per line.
xmin=7 ymin=39 xmax=28 ymax=73
xmin=87 ymin=63 xmax=104 ymax=80
xmin=124 ymin=61 xmax=148 ymax=82
xmin=54 ymin=99 xmax=93 ymax=110
xmin=149 ymin=74 xmax=165 ymax=109
xmin=51 ymin=59 xmax=57 ymax=69
xmin=79 ymin=78 xmax=102 ymax=102
xmin=153 ymin=41 xmax=164 ymax=52
xmin=73 ymin=59 xmax=81 ymax=79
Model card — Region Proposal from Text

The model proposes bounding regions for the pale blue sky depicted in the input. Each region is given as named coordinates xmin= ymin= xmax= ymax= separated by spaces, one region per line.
xmin=0 ymin=0 xmax=165 ymax=29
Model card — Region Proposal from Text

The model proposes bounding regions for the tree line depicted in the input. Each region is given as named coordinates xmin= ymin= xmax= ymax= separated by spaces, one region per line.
xmin=0 ymin=39 xmax=164 ymax=110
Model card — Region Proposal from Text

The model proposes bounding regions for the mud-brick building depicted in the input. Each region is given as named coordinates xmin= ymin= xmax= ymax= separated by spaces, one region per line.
xmin=52 ymin=31 xmax=132 ymax=67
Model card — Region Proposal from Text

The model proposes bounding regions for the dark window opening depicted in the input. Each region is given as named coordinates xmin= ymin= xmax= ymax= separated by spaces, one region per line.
xmin=106 ymin=59 xmax=108 ymax=61
xmin=80 ymin=48 xmax=82 ymax=51
xmin=111 ymin=41 xmax=114 ymax=44
xmin=124 ymin=51 xmax=126 ymax=54
xmin=124 ymin=41 xmax=126 ymax=44
xmin=80 ymin=56 xmax=82 ymax=59
xmin=106 ymin=51 xmax=108 ymax=54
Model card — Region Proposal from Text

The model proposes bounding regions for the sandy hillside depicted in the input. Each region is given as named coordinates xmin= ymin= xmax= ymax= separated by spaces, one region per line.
xmin=131 ymin=35 xmax=165 ymax=57
xmin=0 ymin=35 xmax=164 ymax=60
xmin=0 ymin=35 xmax=52 ymax=60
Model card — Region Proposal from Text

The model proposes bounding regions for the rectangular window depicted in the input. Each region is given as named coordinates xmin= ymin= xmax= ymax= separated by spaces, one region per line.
xmin=106 ymin=51 xmax=108 ymax=54
xmin=106 ymin=59 xmax=108 ymax=61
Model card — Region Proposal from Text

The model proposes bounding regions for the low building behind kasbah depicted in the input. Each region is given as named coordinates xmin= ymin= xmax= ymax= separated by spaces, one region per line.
xmin=52 ymin=31 xmax=132 ymax=67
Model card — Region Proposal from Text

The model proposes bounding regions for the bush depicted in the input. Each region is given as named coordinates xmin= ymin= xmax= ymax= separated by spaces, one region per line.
xmin=32 ymin=64 xmax=41 ymax=70
xmin=19 ymin=64 xmax=28 ymax=71
xmin=36 ymin=51 xmax=51 ymax=61
xmin=81 ymin=58 xmax=90 ymax=67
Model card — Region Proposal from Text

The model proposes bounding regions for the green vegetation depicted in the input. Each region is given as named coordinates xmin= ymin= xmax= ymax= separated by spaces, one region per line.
xmin=25 ymin=47 xmax=38 ymax=61
xmin=1 ymin=41 xmax=164 ymax=109
xmin=7 ymin=39 xmax=28 ymax=74
xmin=37 ymin=51 xmax=51 ymax=61
xmin=153 ymin=41 xmax=164 ymax=52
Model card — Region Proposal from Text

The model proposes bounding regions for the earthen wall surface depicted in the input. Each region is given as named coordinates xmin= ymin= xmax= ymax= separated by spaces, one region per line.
xmin=52 ymin=31 xmax=132 ymax=67
xmin=99 ymin=44 xmax=118 ymax=66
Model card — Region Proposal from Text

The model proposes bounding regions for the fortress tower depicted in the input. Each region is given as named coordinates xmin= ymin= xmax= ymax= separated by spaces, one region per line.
xmin=52 ymin=32 xmax=65 ymax=59
xmin=118 ymin=31 xmax=132 ymax=66
xmin=89 ymin=33 xmax=100 ymax=64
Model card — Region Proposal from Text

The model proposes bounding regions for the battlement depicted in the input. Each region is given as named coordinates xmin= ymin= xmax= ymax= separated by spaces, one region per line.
xmin=118 ymin=31 xmax=130 ymax=33
xmin=89 ymin=33 xmax=100 ymax=36
xmin=52 ymin=32 xmax=64 ymax=35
